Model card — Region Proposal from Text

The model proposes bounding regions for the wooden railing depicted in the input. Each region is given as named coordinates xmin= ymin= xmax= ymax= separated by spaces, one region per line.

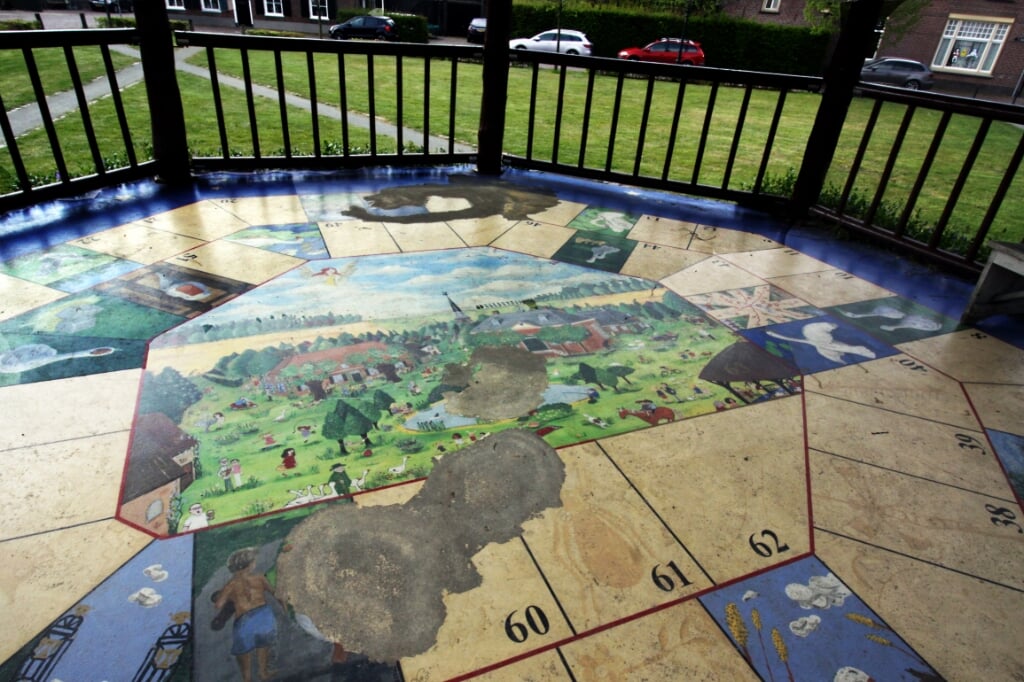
xmin=1 ymin=21 xmax=1022 ymax=276
xmin=810 ymin=84 xmax=1024 ymax=275
xmin=499 ymin=49 xmax=820 ymax=213
xmin=0 ymin=28 xmax=156 ymax=209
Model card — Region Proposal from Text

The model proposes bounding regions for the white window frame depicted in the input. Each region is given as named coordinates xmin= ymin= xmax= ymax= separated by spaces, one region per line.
xmin=264 ymin=0 xmax=284 ymax=17
xmin=931 ymin=15 xmax=1011 ymax=76
xmin=761 ymin=0 xmax=780 ymax=13
xmin=201 ymin=0 xmax=220 ymax=11
xmin=165 ymin=0 xmax=185 ymax=9
xmin=309 ymin=0 xmax=329 ymax=20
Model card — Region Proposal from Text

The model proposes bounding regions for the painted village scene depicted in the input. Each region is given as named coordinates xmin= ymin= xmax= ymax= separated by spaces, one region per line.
xmin=122 ymin=245 xmax=802 ymax=536
xmin=3 ymin=176 xmax=1010 ymax=681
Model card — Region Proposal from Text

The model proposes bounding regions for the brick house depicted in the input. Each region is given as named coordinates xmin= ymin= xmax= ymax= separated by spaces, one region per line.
xmin=157 ymin=0 xmax=467 ymax=32
xmin=119 ymin=412 xmax=198 ymax=536
xmin=874 ymin=1 xmax=1024 ymax=100
xmin=720 ymin=0 xmax=1024 ymax=100
xmin=160 ymin=0 xmax=334 ymax=27
xmin=719 ymin=0 xmax=812 ymax=27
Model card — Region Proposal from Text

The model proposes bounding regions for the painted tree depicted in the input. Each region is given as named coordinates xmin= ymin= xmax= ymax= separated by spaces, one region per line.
xmin=375 ymin=362 xmax=401 ymax=383
xmin=641 ymin=301 xmax=667 ymax=320
xmin=138 ymin=367 xmax=202 ymax=423
xmin=427 ymin=383 xmax=464 ymax=404
xmin=305 ymin=379 xmax=327 ymax=402
xmin=606 ymin=364 xmax=636 ymax=385
xmin=214 ymin=352 xmax=239 ymax=373
xmin=577 ymin=362 xmax=623 ymax=393
xmin=223 ymin=346 xmax=286 ymax=378
xmin=578 ymin=362 xmax=604 ymax=389
xmin=351 ymin=389 xmax=397 ymax=430
xmin=370 ymin=388 xmax=396 ymax=417
xmin=322 ymin=399 xmax=375 ymax=455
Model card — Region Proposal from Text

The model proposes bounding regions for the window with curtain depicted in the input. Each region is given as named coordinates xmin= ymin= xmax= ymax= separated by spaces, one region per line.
xmin=932 ymin=16 xmax=1011 ymax=75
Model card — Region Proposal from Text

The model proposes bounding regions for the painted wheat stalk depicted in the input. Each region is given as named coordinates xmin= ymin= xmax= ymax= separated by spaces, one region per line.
xmin=751 ymin=609 xmax=776 ymax=682
xmin=725 ymin=603 xmax=751 ymax=662
xmin=865 ymin=633 xmax=928 ymax=666
xmin=771 ymin=627 xmax=795 ymax=682
xmin=847 ymin=612 xmax=890 ymax=632
xmin=850 ymin=611 xmax=929 ymax=666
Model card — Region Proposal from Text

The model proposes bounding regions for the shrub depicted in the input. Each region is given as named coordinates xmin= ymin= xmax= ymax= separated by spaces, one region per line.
xmin=746 ymin=168 xmax=986 ymax=261
xmin=97 ymin=16 xmax=136 ymax=28
xmin=244 ymin=28 xmax=307 ymax=38
xmin=816 ymin=181 xmax=986 ymax=261
xmin=391 ymin=14 xmax=429 ymax=43
xmin=751 ymin=168 xmax=798 ymax=196
xmin=395 ymin=438 xmax=424 ymax=454
xmin=0 ymin=19 xmax=41 ymax=30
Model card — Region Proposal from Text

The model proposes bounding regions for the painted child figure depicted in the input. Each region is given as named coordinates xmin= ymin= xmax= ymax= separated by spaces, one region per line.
xmin=231 ymin=458 xmax=243 ymax=488
xmin=277 ymin=447 xmax=298 ymax=475
xmin=218 ymin=458 xmax=234 ymax=492
xmin=213 ymin=547 xmax=278 ymax=682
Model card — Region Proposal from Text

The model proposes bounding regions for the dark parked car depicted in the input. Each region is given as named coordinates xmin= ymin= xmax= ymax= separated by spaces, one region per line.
xmin=617 ymin=38 xmax=705 ymax=66
xmin=90 ymin=0 xmax=132 ymax=11
xmin=467 ymin=17 xmax=486 ymax=44
xmin=860 ymin=58 xmax=934 ymax=90
xmin=329 ymin=16 xmax=399 ymax=41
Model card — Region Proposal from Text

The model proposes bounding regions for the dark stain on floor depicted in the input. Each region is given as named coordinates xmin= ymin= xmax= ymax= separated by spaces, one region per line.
xmin=345 ymin=176 xmax=561 ymax=224
xmin=442 ymin=345 xmax=549 ymax=421
xmin=275 ymin=429 xmax=566 ymax=662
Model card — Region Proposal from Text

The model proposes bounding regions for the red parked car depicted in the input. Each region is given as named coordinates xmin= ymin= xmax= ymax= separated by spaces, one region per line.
xmin=618 ymin=38 xmax=705 ymax=66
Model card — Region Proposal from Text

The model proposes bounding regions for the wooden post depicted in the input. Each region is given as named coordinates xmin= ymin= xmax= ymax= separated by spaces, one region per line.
xmin=134 ymin=2 xmax=191 ymax=185
xmin=476 ymin=0 xmax=510 ymax=175
xmin=790 ymin=0 xmax=883 ymax=217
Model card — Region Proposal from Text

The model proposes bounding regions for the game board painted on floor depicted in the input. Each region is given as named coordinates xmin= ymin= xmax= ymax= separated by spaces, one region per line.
xmin=1 ymin=171 xmax=1022 ymax=682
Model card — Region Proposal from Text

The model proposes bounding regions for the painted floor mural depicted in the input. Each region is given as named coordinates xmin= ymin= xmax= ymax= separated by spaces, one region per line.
xmin=1 ymin=170 xmax=1022 ymax=681
xmin=127 ymin=247 xmax=799 ymax=536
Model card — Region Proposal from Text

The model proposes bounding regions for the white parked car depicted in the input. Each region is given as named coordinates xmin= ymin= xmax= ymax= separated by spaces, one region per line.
xmin=509 ymin=29 xmax=593 ymax=56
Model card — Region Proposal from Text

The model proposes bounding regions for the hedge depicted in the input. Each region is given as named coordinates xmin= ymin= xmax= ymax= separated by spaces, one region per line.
xmin=330 ymin=10 xmax=430 ymax=44
xmin=96 ymin=16 xmax=192 ymax=32
xmin=0 ymin=18 xmax=41 ymax=30
xmin=510 ymin=5 xmax=833 ymax=75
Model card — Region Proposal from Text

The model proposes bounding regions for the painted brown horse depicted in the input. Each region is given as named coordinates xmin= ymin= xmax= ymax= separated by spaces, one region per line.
xmin=618 ymin=406 xmax=676 ymax=425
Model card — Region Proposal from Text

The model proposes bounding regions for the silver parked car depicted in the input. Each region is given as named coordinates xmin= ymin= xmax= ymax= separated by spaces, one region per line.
xmin=860 ymin=58 xmax=935 ymax=90
xmin=509 ymin=29 xmax=593 ymax=56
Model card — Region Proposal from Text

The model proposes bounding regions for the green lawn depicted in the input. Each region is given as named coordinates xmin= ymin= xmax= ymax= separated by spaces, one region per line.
xmin=0 ymin=70 xmax=397 ymax=189
xmin=2 ymin=46 xmax=1021 ymax=249
xmin=830 ymin=103 xmax=1024 ymax=247
xmin=0 ymin=45 xmax=139 ymax=111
